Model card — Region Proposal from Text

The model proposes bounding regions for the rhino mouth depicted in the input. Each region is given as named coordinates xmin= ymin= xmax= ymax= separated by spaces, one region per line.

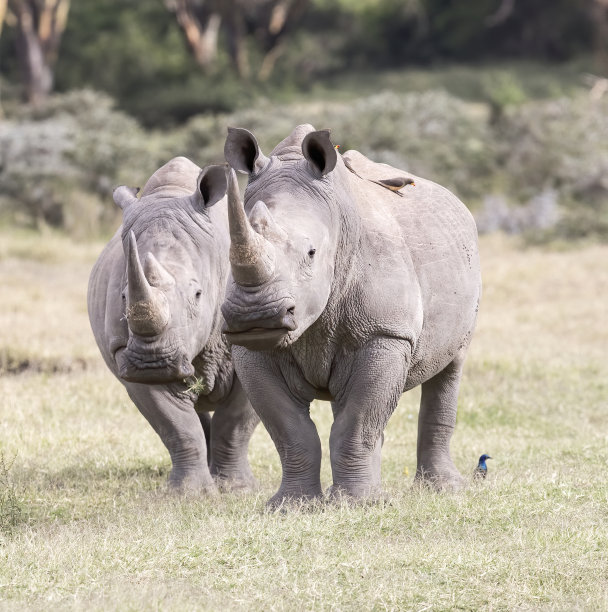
xmin=223 ymin=327 xmax=293 ymax=350
xmin=115 ymin=344 xmax=194 ymax=384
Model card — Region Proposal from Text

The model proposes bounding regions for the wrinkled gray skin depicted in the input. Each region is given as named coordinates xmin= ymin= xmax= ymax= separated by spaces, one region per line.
xmin=88 ymin=157 xmax=259 ymax=492
xmin=222 ymin=125 xmax=481 ymax=507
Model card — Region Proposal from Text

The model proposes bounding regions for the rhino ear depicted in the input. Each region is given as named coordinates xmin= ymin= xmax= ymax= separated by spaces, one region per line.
xmin=113 ymin=186 xmax=140 ymax=210
xmin=302 ymin=129 xmax=337 ymax=177
xmin=224 ymin=127 xmax=268 ymax=175
xmin=196 ymin=164 xmax=228 ymax=209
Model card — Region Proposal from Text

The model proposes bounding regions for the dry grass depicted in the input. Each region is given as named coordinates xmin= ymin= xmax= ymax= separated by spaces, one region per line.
xmin=1 ymin=230 xmax=607 ymax=610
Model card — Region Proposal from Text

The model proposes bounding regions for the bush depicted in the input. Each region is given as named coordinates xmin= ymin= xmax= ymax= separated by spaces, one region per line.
xmin=179 ymin=89 xmax=497 ymax=204
xmin=493 ymin=95 xmax=608 ymax=240
xmin=2 ymin=87 xmax=606 ymax=242
xmin=0 ymin=90 xmax=163 ymax=237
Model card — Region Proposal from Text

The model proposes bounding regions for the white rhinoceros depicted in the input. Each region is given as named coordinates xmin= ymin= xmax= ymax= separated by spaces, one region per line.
xmin=88 ymin=157 xmax=259 ymax=492
xmin=221 ymin=125 xmax=481 ymax=507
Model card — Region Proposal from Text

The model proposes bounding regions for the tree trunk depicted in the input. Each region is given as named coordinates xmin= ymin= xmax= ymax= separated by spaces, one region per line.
xmin=9 ymin=0 xmax=70 ymax=105
xmin=257 ymin=0 xmax=309 ymax=81
xmin=591 ymin=0 xmax=608 ymax=76
xmin=165 ymin=0 xmax=221 ymax=70
xmin=0 ymin=0 xmax=8 ymax=38
xmin=223 ymin=0 xmax=250 ymax=79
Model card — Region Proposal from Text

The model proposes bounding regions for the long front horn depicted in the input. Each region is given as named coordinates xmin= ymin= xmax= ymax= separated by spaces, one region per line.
xmin=226 ymin=169 xmax=275 ymax=286
xmin=126 ymin=231 xmax=170 ymax=336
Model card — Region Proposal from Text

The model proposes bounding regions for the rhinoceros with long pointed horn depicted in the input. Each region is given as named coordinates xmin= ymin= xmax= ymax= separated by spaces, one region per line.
xmin=222 ymin=125 xmax=482 ymax=508
xmin=88 ymin=157 xmax=259 ymax=492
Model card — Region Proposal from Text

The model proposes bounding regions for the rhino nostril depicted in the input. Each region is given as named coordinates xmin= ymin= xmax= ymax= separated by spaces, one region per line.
xmin=287 ymin=306 xmax=295 ymax=316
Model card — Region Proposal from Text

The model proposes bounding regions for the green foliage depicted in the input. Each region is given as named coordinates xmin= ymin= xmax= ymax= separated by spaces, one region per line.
xmin=496 ymin=95 xmax=608 ymax=240
xmin=0 ymin=90 xmax=162 ymax=237
xmin=1 ymin=81 xmax=606 ymax=241
xmin=51 ymin=0 xmax=246 ymax=125
xmin=1 ymin=0 xmax=601 ymax=124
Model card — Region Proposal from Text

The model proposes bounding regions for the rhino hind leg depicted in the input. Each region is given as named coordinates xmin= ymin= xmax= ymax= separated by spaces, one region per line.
xmin=198 ymin=411 xmax=211 ymax=465
xmin=207 ymin=379 xmax=260 ymax=492
xmin=415 ymin=355 xmax=466 ymax=491
xmin=328 ymin=338 xmax=411 ymax=500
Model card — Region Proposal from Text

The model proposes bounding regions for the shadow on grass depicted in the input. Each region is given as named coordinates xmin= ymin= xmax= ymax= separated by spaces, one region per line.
xmin=11 ymin=460 xmax=171 ymax=527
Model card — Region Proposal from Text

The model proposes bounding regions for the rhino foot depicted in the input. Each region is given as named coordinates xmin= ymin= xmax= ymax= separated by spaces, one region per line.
xmin=168 ymin=471 xmax=219 ymax=495
xmin=213 ymin=473 xmax=258 ymax=493
xmin=325 ymin=484 xmax=390 ymax=506
xmin=265 ymin=490 xmax=324 ymax=513
xmin=414 ymin=467 xmax=465 ymax=492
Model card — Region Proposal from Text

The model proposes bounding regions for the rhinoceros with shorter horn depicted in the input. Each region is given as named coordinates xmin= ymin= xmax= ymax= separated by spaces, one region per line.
xmin=222 ymin=124 xmax=481 ymax=507
xmin=88 ymin=157 xmax=259 ymax=492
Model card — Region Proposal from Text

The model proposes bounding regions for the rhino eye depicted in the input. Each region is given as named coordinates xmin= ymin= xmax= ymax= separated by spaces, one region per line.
xmin=308 ymin=248 xmax=316 ymax=258
xmin=195 ymin=290 xmax=202 ymax=300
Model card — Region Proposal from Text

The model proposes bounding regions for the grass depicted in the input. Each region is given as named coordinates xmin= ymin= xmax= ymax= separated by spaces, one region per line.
xmin=1 ymin=229 xmax=607 ymax=610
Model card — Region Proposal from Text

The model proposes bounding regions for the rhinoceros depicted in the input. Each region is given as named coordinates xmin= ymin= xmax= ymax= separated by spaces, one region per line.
xmin=221 ymin=124 xmax=481 ymax=506
xmin=88 ymin=157 xmax=259 ymax=492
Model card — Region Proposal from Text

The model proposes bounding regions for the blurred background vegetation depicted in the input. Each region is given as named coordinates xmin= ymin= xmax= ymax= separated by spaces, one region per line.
xmin=0 ymin=0 xmax=607 ymax=241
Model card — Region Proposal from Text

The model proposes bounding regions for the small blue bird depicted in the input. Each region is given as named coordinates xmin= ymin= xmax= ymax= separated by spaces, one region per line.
xmin=474 ymin=454 xmax=492 ymax=479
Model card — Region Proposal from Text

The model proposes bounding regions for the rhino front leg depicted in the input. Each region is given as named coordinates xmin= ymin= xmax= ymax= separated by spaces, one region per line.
xmin=328 ymin=338 xmax=410 ymax=499
xmin=415 ymin=355 xmax=466 ymax=490
xmin=124 ymin=382 xmax=217 ymax=493
xmin=232 ymin=347 xmax=322 ymax=508
xmin=208 ymin=378 xmax=260 ymax=491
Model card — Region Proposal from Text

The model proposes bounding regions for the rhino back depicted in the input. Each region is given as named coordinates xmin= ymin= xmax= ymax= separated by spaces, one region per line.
xmin=343 ymin=156 xmax=480 ymax=388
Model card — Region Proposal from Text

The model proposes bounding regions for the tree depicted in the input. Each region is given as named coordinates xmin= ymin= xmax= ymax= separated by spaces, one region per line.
xmin=166 ymin=0 xmax=310 ymax=80
xmin=164 ymin=0 xmax=222 ymax=71
xmin=4 ymin=0 xmax=70 ymax=105
xmin=590 ymin=0 xmax=608 ymax=75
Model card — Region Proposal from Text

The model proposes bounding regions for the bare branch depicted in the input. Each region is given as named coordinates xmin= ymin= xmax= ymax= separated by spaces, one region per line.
xmin=485 ymin=0 xmax=515 ymax=27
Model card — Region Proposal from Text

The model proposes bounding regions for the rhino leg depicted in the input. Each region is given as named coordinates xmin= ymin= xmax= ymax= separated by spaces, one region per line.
xmin=208 ymin=378 xmax=260 ymax=491
xmin=328 ymin=338 xmax=410 ymax=500
xmin=415 ymin=355 xmax=466 ymax=490
xmin=124 ymin=382 xmax=217 ymax=493
xmin=232 ymin=347 xmax=323 ymax=508
xmin=198 ymin=411 xmax=211 ymax=465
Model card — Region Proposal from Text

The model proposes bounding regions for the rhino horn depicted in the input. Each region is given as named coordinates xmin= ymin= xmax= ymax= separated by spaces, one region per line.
xmin=126 ymin=231 xmax=170 ymax=336
xmin=143 ymin=252 xmax=175 ymax=288
xmin=249 ymin=200 xmax=288 ymax=242
xmin=226 ymin=168 xmax=275 ymax=287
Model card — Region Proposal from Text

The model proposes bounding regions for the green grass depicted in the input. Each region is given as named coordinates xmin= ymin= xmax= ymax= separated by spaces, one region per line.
xmin=1 ymin=230 xmax=607 ymax=610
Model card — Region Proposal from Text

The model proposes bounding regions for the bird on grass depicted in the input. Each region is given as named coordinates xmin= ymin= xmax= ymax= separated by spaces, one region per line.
xmin=474 ymin=454 xmax=492 ymax=479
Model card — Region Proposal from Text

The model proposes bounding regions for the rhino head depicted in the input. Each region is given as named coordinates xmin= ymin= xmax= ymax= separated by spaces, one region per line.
xmin=112 ymin=159 xmax=228 ymax=383
xmin=221 ymin=125 xmax=342 ymax=350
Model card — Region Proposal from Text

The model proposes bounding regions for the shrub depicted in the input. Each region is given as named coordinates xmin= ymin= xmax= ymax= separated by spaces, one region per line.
xmin=0 ymin=90 xmax=162 ymax=237
xmin=179 ymin=90 xmax=497 ymax=204
xmin=494 ymin=94 xmax=608 ymax=240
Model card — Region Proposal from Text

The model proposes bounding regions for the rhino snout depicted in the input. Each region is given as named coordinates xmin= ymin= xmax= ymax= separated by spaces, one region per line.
xmin=116 ymin=336 xmax=194 ymax=384
xmin=221 ymin=293 xmax=297 ymax=349
xmin=222 ymin=295 xmax=296 ymax=332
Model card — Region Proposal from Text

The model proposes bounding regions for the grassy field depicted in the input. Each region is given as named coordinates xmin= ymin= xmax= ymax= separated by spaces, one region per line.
xmin=0 ymin=230 xmax=607 ymax=610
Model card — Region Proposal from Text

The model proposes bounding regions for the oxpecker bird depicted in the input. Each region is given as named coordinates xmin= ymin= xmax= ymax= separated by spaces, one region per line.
xmin=474 ymin=454 xmax=492 ymax=479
